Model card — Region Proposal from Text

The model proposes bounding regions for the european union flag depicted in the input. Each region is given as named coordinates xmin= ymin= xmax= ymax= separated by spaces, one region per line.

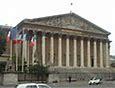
xmin=10 ymin=27 xmax=18 ymax=40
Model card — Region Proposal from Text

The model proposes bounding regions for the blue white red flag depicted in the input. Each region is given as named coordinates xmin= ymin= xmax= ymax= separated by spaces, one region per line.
xmin=29 ymin=35 xmax=36 ymax=47
xmin=13 ymin=34 xmax=23 ymax=44
xmin=6 ymin=31 xmax=11 ymax=43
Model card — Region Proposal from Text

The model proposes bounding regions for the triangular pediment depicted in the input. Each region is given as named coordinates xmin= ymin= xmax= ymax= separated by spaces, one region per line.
xmin=28 ymin=13 xmax=110 ymax=35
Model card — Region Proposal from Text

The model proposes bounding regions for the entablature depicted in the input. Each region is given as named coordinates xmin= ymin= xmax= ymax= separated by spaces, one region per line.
xmin=19 ymin=22 xmax=109 ymax=40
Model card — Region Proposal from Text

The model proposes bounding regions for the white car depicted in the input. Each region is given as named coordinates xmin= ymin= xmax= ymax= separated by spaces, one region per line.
xmin=88 ymin=77 xmax=101 ymax=85
xmin=16 ymin=83 xmax=52 ymax=88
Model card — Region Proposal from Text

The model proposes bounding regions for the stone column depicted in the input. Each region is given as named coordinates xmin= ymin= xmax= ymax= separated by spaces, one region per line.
xmin=50 ymin=34 xmax=54 ymax=65
xmin=58 ymin=35 xmax=62 ymax=67
xmin=42 ymin=33 xmax=45 ymax=65
xmin=66 ymin=36 xmax=70 ymax=67
xmin=24 ymin=41 xmax=27 ymax=69
xmin=100 ymin=40 xmax=103 ymax=68
xmin=93 ymin=40 xmax=97 ymax=67
xmin=22 ymin=41 xmax=25 ymax=72
xmin=73 ymin=37 xmax=77 ymax=67
xmin=87 ymin=38 xmax=91 ymax=67
xmin=106 ymin=41 xmax=110 ymax=68
xmin=80 ymin=38 xmax=84 ymax=67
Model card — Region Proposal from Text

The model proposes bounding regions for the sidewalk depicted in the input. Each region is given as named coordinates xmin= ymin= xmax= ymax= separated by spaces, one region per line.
xmin=1 ymin=81 xmax=115 ymax=88
xmin=0 ymin=81 xmax=87 ymax=88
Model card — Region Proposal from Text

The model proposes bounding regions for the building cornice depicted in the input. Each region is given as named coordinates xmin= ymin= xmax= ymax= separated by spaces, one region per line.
xmin=17 ymin=21 xmax=109 ymax=40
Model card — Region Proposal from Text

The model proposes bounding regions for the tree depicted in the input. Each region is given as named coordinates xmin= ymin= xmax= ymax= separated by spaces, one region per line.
xmin=28 ymin=64 xmax=49 ymax=82
xmin=0 ymin=62 xmax=6 ymax=73
xmin=0 ymin=30 xmax=6 ymax=56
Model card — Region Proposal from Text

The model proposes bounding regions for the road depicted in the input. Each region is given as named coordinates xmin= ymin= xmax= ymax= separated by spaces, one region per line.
xmin=1 ymin=81 xmax=115 ymax=88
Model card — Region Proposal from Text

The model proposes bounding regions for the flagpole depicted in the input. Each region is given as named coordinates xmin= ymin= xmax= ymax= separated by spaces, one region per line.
xmin=10 ymin=40 xmax=13 ymax=61
xmin=22 ymin=29 xmax=25 ymax=72
xmin=15 ymin=42 xmax=18 ymax=71
xmin=27 ymin=30 xmax=30 ymax=69
xmin=7 ymin=37 xmax=14 ymax=72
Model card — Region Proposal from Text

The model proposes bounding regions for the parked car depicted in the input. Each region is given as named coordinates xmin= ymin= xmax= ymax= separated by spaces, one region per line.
xmin=16 ymin=83 xmax=52 ymax=88
xmin=37 ymin=83 xmax=51 ymax=88
xmin=88 ymin=77 xmax=102 ymax=85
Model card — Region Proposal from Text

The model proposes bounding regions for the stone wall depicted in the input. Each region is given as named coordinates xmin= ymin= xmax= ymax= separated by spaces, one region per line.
xmin=48 ymin=67 xmax=115 ymax=82
xmin=18 ymin=73 xmax=48 ymax=83
xmin=48 ymin=72 xmax=114 ymax=82
xmin=0 ymin=74 xmax=3 ymax=85
xmin=2 ymin=73 xmax=18 ymax=86
xmin=0 ymin=68 xmax=115 ymax=85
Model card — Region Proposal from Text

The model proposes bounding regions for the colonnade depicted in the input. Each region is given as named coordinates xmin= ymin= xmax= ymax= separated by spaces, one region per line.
xmin=13 ymin=31 xmax=110 ymax=72
xmin=32 ymin=32 xmax=110 ymax=68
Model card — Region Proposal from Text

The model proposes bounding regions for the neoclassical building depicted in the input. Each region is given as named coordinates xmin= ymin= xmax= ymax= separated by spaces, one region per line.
xmin=11 ymin=13 xmax=111 ymax=81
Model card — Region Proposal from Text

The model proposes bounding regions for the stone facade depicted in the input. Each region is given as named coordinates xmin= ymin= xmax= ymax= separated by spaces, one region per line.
xmin=8 ymin=13 xmax=112 ymax=81
xmin=0 ymin=73 xmax=18 ymax=85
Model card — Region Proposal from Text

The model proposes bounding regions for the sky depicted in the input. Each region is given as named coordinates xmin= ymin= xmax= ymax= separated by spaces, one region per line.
xmin=0 ymin=0 xmax=115 ymax=55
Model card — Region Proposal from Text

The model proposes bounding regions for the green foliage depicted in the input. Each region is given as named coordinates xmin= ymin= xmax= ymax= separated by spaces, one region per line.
xmin=0 ymin=30 xmax=6 ymax=56
xmin=12 ymin=55 xmax=16 ymax=63
xmin=28 ymin=64 xmax=49 ymax=76
xmin=0 ymin=62 xmax=6 ymax=73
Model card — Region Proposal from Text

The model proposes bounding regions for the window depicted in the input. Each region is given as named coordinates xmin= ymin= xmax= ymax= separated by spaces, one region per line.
xmin=26 ymin=85 xmax=37 ymax=88
xmin=39 ymin=85 xmax=49 ymax=88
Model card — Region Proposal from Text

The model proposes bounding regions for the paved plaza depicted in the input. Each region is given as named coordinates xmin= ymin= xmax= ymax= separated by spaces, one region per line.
xmin=1 ymin=81 xmax=115 ymax=88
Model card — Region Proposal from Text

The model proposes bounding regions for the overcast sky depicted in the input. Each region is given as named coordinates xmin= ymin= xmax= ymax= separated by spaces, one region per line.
xmin=0 ymin=0 xmax=115 ymax=55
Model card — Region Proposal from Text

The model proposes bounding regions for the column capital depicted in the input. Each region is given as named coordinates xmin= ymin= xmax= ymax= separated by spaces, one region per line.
xmin=50 ymin=33 xmax=54 ymax=36
xmin=58 ymin=33 xmax=63 ymax=37
xmin=93 ymin=38 xmax=98 ymax=41
xmin=98 ymin=39 xmax=103 ymax=42
xmin=97 ymin=38 xmax=108 ymax=43
xmin=104 ymin=39 xmax=111 ymax=44
xmin=80 ymin=36 xmax=84 ymax=40
xmin=73 ymin=36 xmax=78 ymax=39
xmin=42 ymin=32 xmax=46 ymax=36
xmin=87 ymin=37 xmax=91 ymax=40
xmin=47 ymin=32 xmax=55 ymax=37
xmin=65 ymin=35 xmax=70 ymax=38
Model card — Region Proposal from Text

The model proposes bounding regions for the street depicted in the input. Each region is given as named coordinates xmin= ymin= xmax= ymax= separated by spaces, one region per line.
xmin=1 ymin=81 xmax=115 ymax=88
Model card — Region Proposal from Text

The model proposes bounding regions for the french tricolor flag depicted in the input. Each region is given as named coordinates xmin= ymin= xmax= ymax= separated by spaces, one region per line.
xmin=29 ymin=35 xmax=36 ymax=47
xmin=29 ymin=36 xmax=35 ymax=47
xmin=6 ymin=31 xmax=11 ymax=43
xmin=13 ymin=34 xmax=23 ymax=44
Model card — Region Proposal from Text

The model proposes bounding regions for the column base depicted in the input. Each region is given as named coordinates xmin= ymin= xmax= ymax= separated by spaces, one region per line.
xmin=80 ymin=65 xmax=85 ymax=68
xmin=106 ymin=66 xmax=110 ymax=68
